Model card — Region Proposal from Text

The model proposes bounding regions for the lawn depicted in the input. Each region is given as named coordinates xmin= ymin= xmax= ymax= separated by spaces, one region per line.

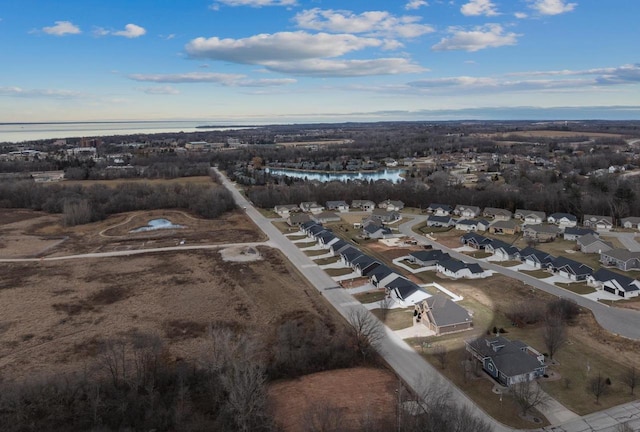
xmin=402 ymin=260 xmax=424 ymax=270
xmin=296 ymin=241 xmax=318 ymax=249
xmin=462 ymin=251 xmax=492 ymax=259
xmin=519 ymin=269 xmax=553 ymax=279
xmin=555 ymin=282 xmax=596 ymax=295
xmin=353 ymin=290 xmax=387 ymax=304
xmin=370 ymin=308 xmax=414 ymax=330
xmin=494 ymin=260 xmax=522 ymax=267
xmin=256 ymin=208 xmax=280 ymax=219
xmin=324 ymin=267 xmax=355 ymax=277
xmin=315 ymin=256 xmax=341 ymax=265
xmin=272 ymin=221 xmax=299 ymax=234
xmin=305 ymin=249 xmax=329 ymax=257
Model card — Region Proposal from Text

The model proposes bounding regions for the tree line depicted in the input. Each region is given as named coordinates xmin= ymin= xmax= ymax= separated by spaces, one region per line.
xmin=0 ymin=180 xmax=236 ymax=224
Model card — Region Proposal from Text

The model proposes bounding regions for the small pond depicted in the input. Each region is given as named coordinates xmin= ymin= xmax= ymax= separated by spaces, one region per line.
xmin=130 ymin=218 xmax=185 ymax=233
xmin=265 ymin=168 xmax=406 ymax=184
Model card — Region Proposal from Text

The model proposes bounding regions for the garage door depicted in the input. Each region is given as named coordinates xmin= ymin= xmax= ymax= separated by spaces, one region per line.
xmin=604 ymin=286 xmax=616 ymax=294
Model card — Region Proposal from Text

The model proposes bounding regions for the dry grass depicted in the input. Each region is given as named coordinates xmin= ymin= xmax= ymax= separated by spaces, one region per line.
xmin=555 ymin=282 xmax=596 ymax=295
xmin=353 ymin=290 xmax=387 ymax=304
xmin=371 ymin=308 xmax=413 ymax=330
xmin=56 ymin=176 xmax=216 ymax=188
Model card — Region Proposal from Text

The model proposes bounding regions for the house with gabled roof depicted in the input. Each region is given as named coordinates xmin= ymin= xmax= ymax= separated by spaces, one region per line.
xmin=519 ymin=247 xmax=554 ymax=269
xmin=476 ymin=219 xmax=491 ymax=232
xmin=426 ymin=215 xmax=455 ymax=228
xmin=621 ymin=216 xmax=640 ymax=230
xmin=436 ymin=259 xmax=488 ymax=279
xmin=329 ymin=239 xmax=351 ymax=256
xmin=514 ymin=209 xmax=546 ymax=225
xmin=600 ymin=249 xmax=640 ymax=271
xmin=287 ymin=213 xmax=311 ymax=227
xmin=367 ymin=265 xmax=399 ymax=287
xmin=427 ymin=203 xmax=453 ymax=216
xmin=523 ymin=224 xmax=561 ymax=242
xmin=578 ymin=234 xmax=613 ymax=254
xmin=460 ymin=232 xmax=491 ymax=249
xmin=300 ymin=201 xmax=325 ymax=214
xmin=306 ymin=223 xmax=328 ymax=238
xmin=350 ymin=255 xmax=379 ymax=275
xmin=274 ymin=204 xmax=300 ymax=217
xmin=550 ymin=256 xmax=593 ymax=281
xmin=454 ymin=205 xmax=481 ymax=218
xmin=563 ymin=227 xmax=596 ymax=241
xmin=483 ymin=207 xmax=513 ymax=221
xmin=371 ymin=208 xmax=400 ymax=223
xmin=362 ymin=224 xmax=393 ymax=239
xmin=583 ymin=215 xmax=614 ymax=232
xmin=326 ymin=200 xmax=350 ymax=212
xmin=340 ymin=247 xmax=363 ymax=266
xmin=455 ymin=219 xmax=479 ymax=232
xmin=466 ymin=336 xmax=547 ymax=387
xmin=547 ymin=213 xmax=577 ymax=229
xmin=351 ymin=200 xmax=376 ymax=212
xmin=316 ymin=230 xmax=339 ymax=247
xmin=484 ymin=239 xmax=520 ymax=261
xmin=312 ymin=211 xmax=341 ymax=224
xmin=378 ymin=199 xmax=404 ymax=211
xmin=408 ymin=250 xmax=450 ymax=267
xmin=416 ymin=295 xmax=472 ymax=335
xmin=587 ymin=268 xmax=640 ymax=298
xmin=489 ymin=219 xmax=520 ymax=235
xmin=385 ymin=277 xmax=430 ymax=307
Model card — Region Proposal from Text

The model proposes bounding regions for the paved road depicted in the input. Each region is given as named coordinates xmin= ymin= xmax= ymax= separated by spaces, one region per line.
xmin=397 ymin=218 xmax=640 ymax=340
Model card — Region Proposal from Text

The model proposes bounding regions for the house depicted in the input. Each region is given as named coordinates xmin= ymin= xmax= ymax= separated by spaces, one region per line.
xmin=300 ymin=220 xmax=320 ymax=233
xmin=583 ymin=215 xmax=614 ymax=232
xmin=378 ymin=199 xmax=404 ymax=211
xmin=466 ymin=337 xmax=547 ymax=386
xmin=329 ymin=239 xmax=351 ymax=256
xmin=274 ymin=204 xmax=299 ymax=217
xmin=489 ymin=220 xmax=520 ymax=235
xmin=426 ymin=215 xmax=455 ymax=228
xmin=300 ymin=201 xmax=325 ymax=214
xmin=476 ymin=219 xmax=491 ymax=232
xmin=312 ymin=211 xmax=341 ymax=224
xmin=455 ymin=219 xmax=478 ymax=232
xmin=351 ymin=200 xmax=376 ymax=212
xmin=600 ymin=249 xmax=640 ymax=271
xmin=436 ymin=259 xmax=488 ymax=279
xmin=454 ymin=205 xmax=481 ymax=218
xmin=547 ymin=213 xmax=578 ymax=229
xmin=427 ymin=203 xmax=453 ymax=216
xmin=287 ymin=213 xmax=311 ymax=227
xmin=519 ymin=247 xmax=554 ymax=269
xmin=416 ymin=295 xmax=473 ymax=335
xmin=362 ymin=224 xmax=393 ymax=239
xmin=340 ymin=247 xmax=363 ymax=266
xmin=385 ymin=277 xmax=430 ymax=307
xmin=326 ymin=200 xmax=350 ymax=212
xmin=587 ymin=268 xmax=640 ymax=298
xmin=408 ymin=250 xmax=450 ymax=267
xmin=366 ymin=265 xmax=399 ymax=287
xmin=514 ymin=209 xmax=546 ymax=225
xmin=484 ymin=239 xmax=520 ymax=261
xmin=371 ymin=208 xmax=401 ymax=223
xmin=523 ymin=224 xmax=561 ymax=242
xmin=317 ymin=231 xmax=339 ymax=247
xmin=563 ymin=227 xmax=597 ymax=241
xmin=350 ymin=254 xmax=379 ymax=275
xmin=578 ymin=234 xmax=613 ymax=254
xmin=550 ymin=256 xmax=593 ymax=281
xmin=483 ymin=207 xmax=513 ymax=221
xmin=460 ymin=232 xmax=491 ymax=249
xmin=621 ymin=216 xmax=640 ymax=230
xmin=305 ymin=223 xmax=327 ymax=239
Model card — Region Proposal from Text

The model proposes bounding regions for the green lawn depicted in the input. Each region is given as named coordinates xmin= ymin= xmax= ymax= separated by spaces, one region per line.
xmin=555 ymin=282 xmax=596 ymax=295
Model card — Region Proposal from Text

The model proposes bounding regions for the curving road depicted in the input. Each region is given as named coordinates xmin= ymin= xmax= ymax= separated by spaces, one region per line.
xmin=397 ymin=217 xmax=640 ymax=340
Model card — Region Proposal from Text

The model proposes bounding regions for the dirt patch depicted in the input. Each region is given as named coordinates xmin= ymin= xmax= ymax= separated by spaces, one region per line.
xmin=0 ymin=209 xmax=265 ymax=258
xmin=219 ymin=245 xmax=262 ymax=262
xmin=268 ymin=367 xmax=396 ymax=432
xmin=0 ymin=247 xmax=341 ymax=381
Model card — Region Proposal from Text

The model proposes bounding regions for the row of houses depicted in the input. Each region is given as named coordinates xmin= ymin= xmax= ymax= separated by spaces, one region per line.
xmin=461 ymin=233 xmax=640 ymax=297
xmin=275 ymin=199 xmax=404 ymax=217
xmin=407 ymin=249 xmax=490 ymax=279
xmin=426 ymin=203 xmax=640 ymax=231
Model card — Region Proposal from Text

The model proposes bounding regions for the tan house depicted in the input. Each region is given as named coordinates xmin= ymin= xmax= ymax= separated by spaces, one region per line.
xmin=416 ymin=295 xmax=473 ymax=335
xmin=489 ymin=219 xmax=520 ymax=235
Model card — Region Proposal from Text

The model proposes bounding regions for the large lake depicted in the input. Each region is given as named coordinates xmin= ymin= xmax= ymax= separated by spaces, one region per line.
xmin=0 ymin=121 xmax=257 ymax=143
xmin=266 ymin=168 xmax=406 ymax=183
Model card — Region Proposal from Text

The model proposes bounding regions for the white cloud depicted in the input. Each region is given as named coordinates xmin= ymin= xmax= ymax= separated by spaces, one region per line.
xmin=210 ymin=0 xmax=296 ymax=8
xmin=128 ymin=72 xmax=297 ymax=87
xmin=514 ymin=12 xmax=528 ymax=19
xmin=42 ymin=21 xmax=81 ymax=36
xmin=140 ymin=86 xmax=180 ymax=95
xmin=528 ymin=0 xmax=577 ymax=15
xmin=186 ymin=31 xmax=383 ymax=63
xmin=293 ymin=8 xmax=434 ymax=38
xmin=432 ymin=24 xmax=519 ymax=52
xmin=262 ymin=58 xmax=425 ymax=77
xmin=405 ymin=0 xmax=428 ymax=10
xmin=93 ymin=27 xmax=110 ymax=37
xmin=114 ymin=23 xmax=146 ymax=38
xmin=460 ymin=0 xmax=499 ymax=17
xmin=0 ymin=86 xmax=81 ymax=98
xmin=507 ymin=64 xmax=640 ymax=84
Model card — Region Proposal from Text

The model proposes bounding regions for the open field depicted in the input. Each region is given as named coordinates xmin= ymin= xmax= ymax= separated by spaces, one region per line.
xmin=56 ymin=175 xmax=216 ymax=188
xmin=0 ymin=209 xmax=265 ymax=258
xmin=268 ymin=367 xmax=396 ymax=432
xmin=485 ymin=130 xmax=626 ymax=139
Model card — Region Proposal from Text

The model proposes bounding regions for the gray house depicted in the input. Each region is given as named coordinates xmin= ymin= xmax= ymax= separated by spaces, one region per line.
xmin=416 ymin=295 xmax=472 ymax=335
xmin=600 ymin=249 xmax=640 ymax=271
xmin=583 ymin=215 xmax=613 ymax=231
xmin=620 ymin=216 xmax=640 ymax=230
xmin=577 ymin=234 xmax=613 ymax=254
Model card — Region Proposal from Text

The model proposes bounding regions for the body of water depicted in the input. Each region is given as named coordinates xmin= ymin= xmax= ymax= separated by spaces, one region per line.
xmin=265 ymin=168 xmax=406 ymax=183
xmin=0 ymin=121 xmax=256 ymax=143
xmin=130 ymin=218 xmax=184 ymax=233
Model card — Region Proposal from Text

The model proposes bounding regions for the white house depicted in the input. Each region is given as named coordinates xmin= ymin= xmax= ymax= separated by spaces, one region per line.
xmin=547 ymin=213 xmax=578 ymax=229
xmin=621 ymin=217 xmax=640 ymax=230
xmin=455 ymin=219 xmax=478 ymax=232
xmin=583 ymin=215 xmax=613 ymax=232
xmin=587 ymin=268 xmax=640 ymax=298
xmin=454 ymin=205 xmax=481 ymax=218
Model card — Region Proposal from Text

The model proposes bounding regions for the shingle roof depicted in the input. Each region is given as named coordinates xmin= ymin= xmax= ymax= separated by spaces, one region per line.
xmin=467 ymin=337 xmax=544 ymax=378
xmin=409 ymin=249 xmax=448 ymax=262
xmin=591 ymin=268 xmax=640 ymax=292
xmin=602 ymin=248 xmax=640 ymax=262
xmin=552 ymin=256 xmax=593 ymax=276
xmin=425 ymin=295 xmax=472 ymax=327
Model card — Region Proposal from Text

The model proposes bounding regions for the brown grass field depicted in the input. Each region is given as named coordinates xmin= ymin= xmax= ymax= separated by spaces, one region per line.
xmin=54 ymin=175 xmax=216 ymax=188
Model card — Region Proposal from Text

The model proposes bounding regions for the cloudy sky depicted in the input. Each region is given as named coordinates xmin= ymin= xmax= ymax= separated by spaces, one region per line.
xmin=1 ymin=0 xmax=640 ymax=122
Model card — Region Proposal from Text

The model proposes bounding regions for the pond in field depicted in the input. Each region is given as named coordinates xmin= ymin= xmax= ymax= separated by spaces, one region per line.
xmin=130 ymin=218 xmax=185 ymax=233
xmin=265 ymin=168 xmax=406 ymax=183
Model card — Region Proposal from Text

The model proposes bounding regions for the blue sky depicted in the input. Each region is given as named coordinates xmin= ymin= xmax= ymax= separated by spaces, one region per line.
xmin=1 ymin=0 xmax=639 ymax=122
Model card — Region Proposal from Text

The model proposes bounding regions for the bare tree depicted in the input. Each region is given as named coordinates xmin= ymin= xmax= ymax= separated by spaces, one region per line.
xmin=432 ymin=344 xmax=448 ymax=370
xmin=378 ymin=296 xmax=392 ymax=322
xmin=98 ymin=339 xmax=128 ymax=389
xmin=509 ymin=379 xmax=549 ymax=416
xmin=543 ymin=312 xmax=567 ymax=360
xmin=221 ymin=361 xmax=269 ymax=432
xmin=302 ymin=399 xmax=345 ymax=432
xmin=621 ymin=366 xmax=637 ymax=395
xmin=589 ymin=372 xmax=608 ymax=404
xmin=346 ymin=308 xmax=384 ymax=361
